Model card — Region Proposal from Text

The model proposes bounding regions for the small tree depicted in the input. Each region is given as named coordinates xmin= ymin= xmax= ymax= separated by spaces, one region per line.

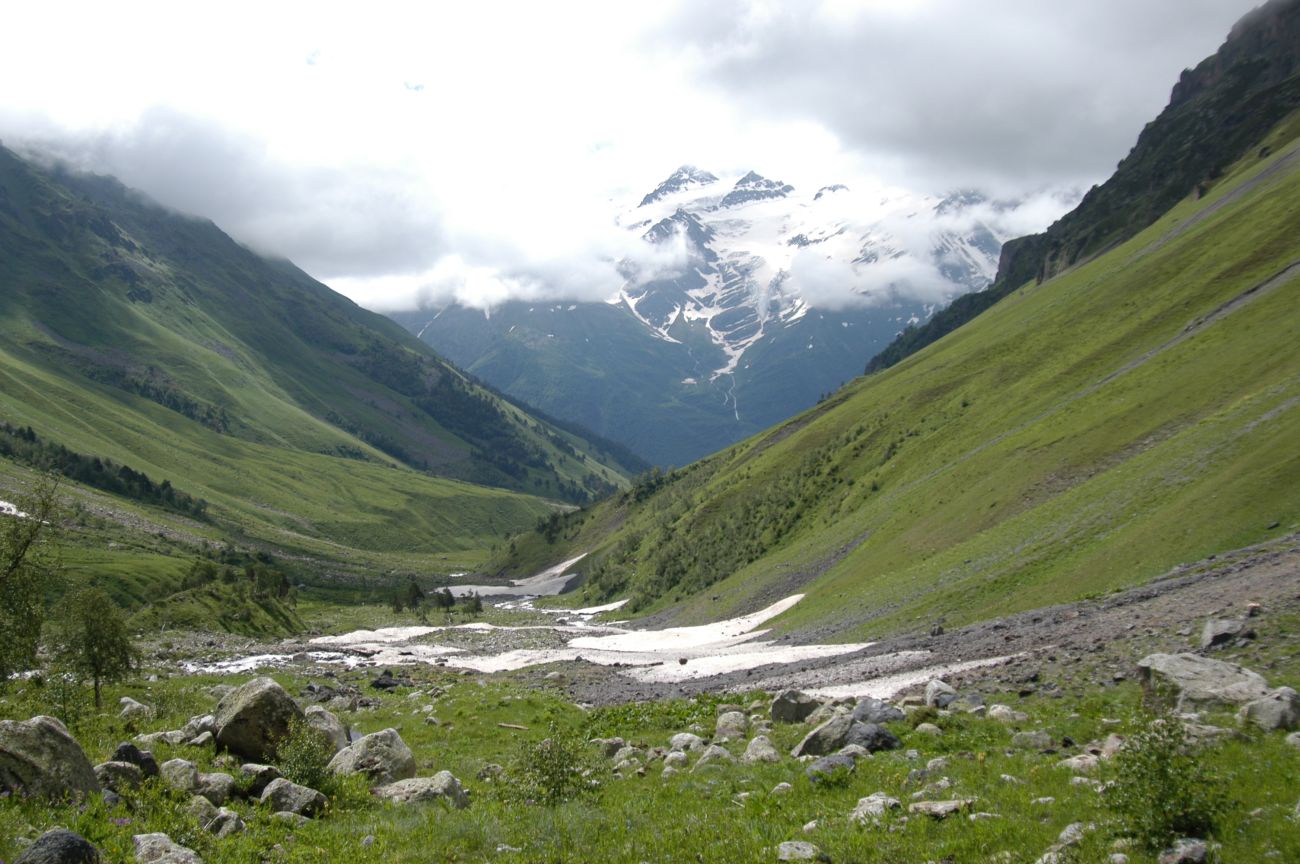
xmin=404 ymin=579 xmax=425 ymax=612
xmin=462 ymin=591 xmax=484 ymax=617
xmin=0 ymin=476 xmax=61 ymax=686
xmin=51 ymin=585 xmax=138 ymax=708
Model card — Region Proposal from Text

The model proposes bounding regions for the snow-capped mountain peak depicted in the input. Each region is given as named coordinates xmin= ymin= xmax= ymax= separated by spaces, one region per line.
xmin=717 ymin=170 xmax=795 ymax=209
xmin=639 ymin=165 xmax=720 ymax=207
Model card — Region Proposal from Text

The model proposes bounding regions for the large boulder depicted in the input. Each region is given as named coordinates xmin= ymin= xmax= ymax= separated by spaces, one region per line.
xmin=213 ymin=677 xmax=304 ymax=762
xmin=131 ymin=833 xmax=202 ymax=864
xmin=1136 ymin=654 xmax=1270 ymax=711
xmin=741 ymin=735 xmax=781 ymax=764
xmin=791 ymin=714 xmax=853 ymax=757
xmin=16 ymin=829 xmax=102 ymax=864
xmin=771 ymin=691 xmax=821 ymax=724
xmin=304 ymin=705 xmax=349 ymax=753
xmin=372 ymin=772 xmax=469 ymax=808
xmin=94 ymin=761 xmax=144 ymax=792
xmin=160 ymin=759 xmax=200 ymax=794
xmin=1200 ymin=619 xmax=1248 ymax=650
xmin=668 ymin=732 xmax=705 ymax=752
xmin=845 ymin=722 xmax=901 ymax=753
xmin=327 ymin=728 xmax=416 ymax=785
xmin=119 ymin=698 xmax=153 ymax=723
xmin=924 ymin=679 xmax=958 ymax=708
xmin=715 ymin=711 xmax=748 ymax=741
xmin=806 ymin=754 xmax=856 ymax=783
xmin=112 ymin=742 xmax=159 ymax=778
xmin=851 ymin=697 xmax=905 ymax=725
xmin=1240 ymin=687 xmax=1300 ymax=731
xmin=260 ymin=777 xmax=327 ymax=817
xmin=0 ymin=716 xmax=100 ymax=800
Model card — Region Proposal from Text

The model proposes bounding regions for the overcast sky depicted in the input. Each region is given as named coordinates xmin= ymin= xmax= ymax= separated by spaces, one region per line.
xmin=0 ymin=0 xmax=1262 ymax=311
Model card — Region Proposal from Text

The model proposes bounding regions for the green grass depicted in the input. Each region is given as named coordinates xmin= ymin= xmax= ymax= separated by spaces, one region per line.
xmin=497 ymin=112 xmax=1300 ymax=641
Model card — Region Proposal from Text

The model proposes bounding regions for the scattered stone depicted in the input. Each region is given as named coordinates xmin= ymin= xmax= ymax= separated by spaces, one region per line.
xmin=0 ymin=715 xmax=100 ymax=800
xmin=370 ymin=669 xmax=409 ymax=690
xmin=305 ymin=705 xmax=349 ymax=753
xmin=772 ymin=782 xmax=793 ymax=795
xmin=327 ymin=728 xmax=416 ymax=785
xmin=669 ymin=732 xmax=704 ymax=752
xmin=15 ymin=829 xmax=102 ymax=864
xmin=185 ymin=794 xmax=218 ymax=826
xmin=846 ymin=722 xmax=902 ymax=753
xmin=663 ymin=751 xmax=688 ymax=769
xmin=592 ymin=737 xmax=626 ymax=758
xmin=213 ymin=677 xmax=305 ymax=762
xmin=135 ymin=731 xmax=186 ymax=748
xmin=1011 ymin=730 xmax=1053 ymax=750
xmin=716 ymin=711 xmax=748 ymax=741
xmin=743 ymin=736 xmax=781 ymax=764
xmin=206 ymin=808 xmax=245 ymax=839
xmin=999 ymin=774 xmax=1023 ymax=784
xmin=1157 ymin=838 xmax=1209 ymax=864
xmin=119 ymin=697 xmax=153 ymax=722
xmin=776 ymin=840 xmax=821 ymax=861
xmin=1110 ymin=855 xmax=1130 ymax=864
xmin=1286 ymin=731 xmax=1300 ymax=749
xmin=239 ymin=763 xmax=281 ymax=798
xmin=1239 ymin=687 xmax=1300 ymax=731
xmin=908 ymin=799 xmax=973 ymax=819
xmin=850 ymin=697 xmax=905 ymax=725
xmin=272 ymin=811 xmax=309 ymax=827
xmin=806 ymin=754 xmax=856 ymax=783
xmin=181 ymin=715 xmax=215 ymax=740
xmin=804 ymin=702 xmax=849 ymax=726
xmin=612 ymin=745 xmax=643 ymax=764
xmin=160 ymin=759 xmax=200 ymax=794
xmin=195 ymin=772 xmax=237 ymax=806
xmin=1057 ymin=822 xmax=1091 ymax=847
xmin=660 ymin=765 xmax=678 ymax=778
xmin=1032 ymin=797 xmax=1055 ymax=805
xmin=838 ymin=744 xmax=870 ymax=761
xmin=925 ymin=679 xmax=958 ymax=708
xmin=791 ymin=715 xmax=854 ymax=757
xmin=692 ymin=744 xmax=734 ymax=771
xmin=913 ymin=722 xmax=942 ymax=737
xmin=771 ymin=691 xmax=822 ymax=724
xmin=260 ymin=777 xmax=326 ymax=817
xmin=207 ymin=684 xmax=234 ymax=702
xmin=187 ymin=732 xmax=214 ymax=749
xmin=112 ymin=743 xmax=159 ymax=778
xmin=131 ymin=833 xmax=202 ymax=864
xmin=989 ymin=704 xmax=1028 ymax=724
xmin=926 ymin=757 xmax=949 ymax=771
xmin=94 ymin=760 xmax=143 ymax=792
xmin=1059 ymin=754 xmax=1099 ymax=775
xmin=849 ymin=791 xmax=900 ymax=824
xmin=1200 ymin=619 xmax=1248 ymax=650
xmin=372 ymin=772 xmax=469 ymax=808
xmin=1136 ymin=654 xmax=1270 ymax=712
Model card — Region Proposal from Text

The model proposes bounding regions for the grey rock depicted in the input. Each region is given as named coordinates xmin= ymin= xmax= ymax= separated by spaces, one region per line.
xmin=913 ymin=722 xmax=942 ymax=737
xmin=111 ymin=743 xmax=159 ymax=778
xmin=989 ymin=704 xmax=1028 ymax=724
xmin=213 ymin=677 xmax=304 ymax=762
xmin=692 ymin=744 xmax=734 ymax=771
xmin=772 ymin=781 xmax=793 ymax=795
xmin=184 ymin=794 xmax=218 ymax=825
xmin=849 ymin=791 xmax=900 ymax=824
xmin=791 ymin=715 xmax=853 ymax=757
xmin=160 ymin=759 xmax=200 ymax=794
xmin=837 ymin=744 xmax=870 ymax=761
xmin=15 ymin=829 xmax=102 ymax=864
xmin=742 ymin=735 xmax=780 ymax=764
xmin=238 ymin=763 xmax=281 ymax=798
xmin=908 ymin=799 xmax=974 ymax=819
xmin=1157 ymin=838 xmax=1208 ymax=864
xmin=1136 ymin=653 xmax=1270 ymax=711
xmin=195 ymin=772 xmax=237 ymax=806
xmin=769 ymin=691 xmax=821 ymax=722
xmin=1285 ymin=731 xmax=1300 ymax=749
xmin=1059 ymin=754 xmax=1100 ymax=775
xmin=1239 ymin=686 xmax=1300 ymax=731
xmin=206 ymin=684 xmax=234 ymax=702
xmin=845 ymin=722 xmax=901 ymax=753
xmin=663 ymin=751 xmax=688 ymax=769
xmin=180 ymin=714 xmax=215 ymax=740
xmin=612 ymin=745 xmax=643 ymax=764
xmin=1200 ymin=619 xmax=1246 ymax=650
xmin=806 ymin=754 xmax=856 ymax=783
xmin=304 ymin=705 xmax=349 ymax=753
xmin=372 ymin=771 xmax=469 ymax=808
xmin=1011 ymin=730 xmax=1053 ymax=750
xmin=850 ymin=697 xmax=904 ymax=725
xmin=776 ymin=840 xmax=820 ymax=861
xmin=206 ymin=808 xmax=245 ymax=839
xmin=119 ymin=698 xmax=153 ymax=722
xmin=591 ymin=737 xmax=625 ymax=758
xmin=925 ymin=679 xmax=958 ymax=708
xmin=327 ymin=728 xmax=416 ymax=785
xmin=260 ymin=777 xmax=326 ymax=817
xmin=804 ymin=702 xmax=849 ymax=726
xmin=271 ymin=811 xmax=309 ymax=827
xmin=668 ymin=732 xmax=704 ymax=752
xmin=0 ymin=715 xmax=100 ymax=800
xmin=187 ymin=732 xmax=214 ymax=749
xmin=94 ymin=761 xmax=143 ymax=792
xmin=715 ymin=711 xmax=748 ymax=741
xmin=131 ymin=834 xmax=202 ymax=864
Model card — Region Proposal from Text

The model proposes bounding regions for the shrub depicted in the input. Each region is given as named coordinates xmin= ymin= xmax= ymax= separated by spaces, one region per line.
xmin=503 ymin=722 xmax=604 ymax=806
xmin=1106 ymin=715 xmax=1228 ymax=850
xmin=275 ymin=718 xmax=336 ymax=794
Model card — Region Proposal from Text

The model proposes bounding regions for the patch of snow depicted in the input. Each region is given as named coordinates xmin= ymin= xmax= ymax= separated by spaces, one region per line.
xmin=0 ymin=500 xmax=30 ymax=519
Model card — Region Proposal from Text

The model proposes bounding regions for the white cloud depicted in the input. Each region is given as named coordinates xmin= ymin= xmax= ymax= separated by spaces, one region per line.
xmin=0 ymin=0 xmax=1261 ymax=311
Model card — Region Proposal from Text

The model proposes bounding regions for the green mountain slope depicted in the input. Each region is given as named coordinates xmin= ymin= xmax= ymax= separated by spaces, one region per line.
xmin=0 ymin=146 xmax=638 ymax=575
xmin=867 ymin=0 xmax=1300 ymax=375
xmin=497 ymin=109 xmax=1300 ymax=642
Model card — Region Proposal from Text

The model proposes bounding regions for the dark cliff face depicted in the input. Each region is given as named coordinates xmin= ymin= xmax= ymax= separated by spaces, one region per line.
xmin=867 ymin=0 xmax=1300 ymax=375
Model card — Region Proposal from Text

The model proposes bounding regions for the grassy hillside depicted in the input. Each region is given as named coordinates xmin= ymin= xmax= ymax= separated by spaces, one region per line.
xmin=497 ymin=112 xmax=1300 ymax=641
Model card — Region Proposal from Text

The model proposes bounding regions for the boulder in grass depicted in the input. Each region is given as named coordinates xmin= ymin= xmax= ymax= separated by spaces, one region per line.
xmin=213 ymin=677 xmax=304 ymax=762
xmin=131 ymin=833 xmax=202 ymax=864
xmin=776 ymin=841 xmax=820 ymax=861
xmin=849 ymin=791 xmax=900 ymax=824
xmin=668 ymin=732 xmax=704 ymax=752
xmin=119 ymin=698 xmax=153 ymax=722
xmin=908 ymin=799 xmax=974 ymax=819
xmin=1239 ymin=687 xmax=1300 ymax=731
xmin=260 ymin=777 xmax=327 ymax=817
xmin=790 ymin=714 xmax=853 ymax=757
xmin=845 ymin=722 xmax=901 ymax=753
xmin=0 ymin=716 xmax=100 ymax=800
xmin=372 ymin=771 xmax=469 ymax=808
xmin=851 ymin=697 xmax=905 ymax=726
xmin=924 ymin=679 xmax=958 ymax=708
xmin=327 ymin=728 xmax=416 ymax=785
xmin=742 ymin=736 xmax=781 ymax=764
xmin=239 ymin=763 xmax=282 ymax=798
xmin=112 ymin=743 xmax=160 ymax=778
xmin=806 ymin=754 xmax=856 ymax=784
xmin=160 ymin=759 xmax=200 ymax=794
xmin=1136 ymin=654 xmax=1269 ymax=711
xmin=770 ymin=691 xmax=821 ymax=724
xmin=94 ymin=761 xmax=144 ymax=792
xmin=15 ymin=829 xmax=102 ymax=864
xmin=304 ymin=705 xmax=349 ymax=753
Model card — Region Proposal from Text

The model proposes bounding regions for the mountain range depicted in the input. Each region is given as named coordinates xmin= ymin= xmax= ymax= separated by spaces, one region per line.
xmin=396 ymin=170 xmax=1014 ymax=466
